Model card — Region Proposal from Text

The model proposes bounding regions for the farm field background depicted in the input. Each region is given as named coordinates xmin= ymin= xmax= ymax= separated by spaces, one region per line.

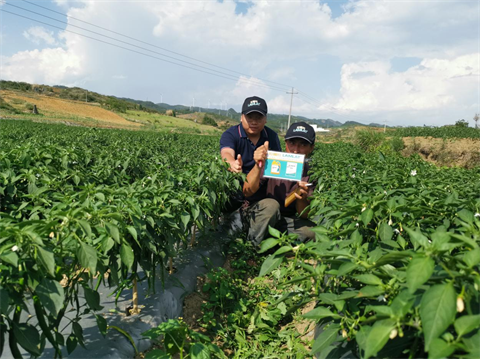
xmin=0 ymin=117 xmax=479 ymax=358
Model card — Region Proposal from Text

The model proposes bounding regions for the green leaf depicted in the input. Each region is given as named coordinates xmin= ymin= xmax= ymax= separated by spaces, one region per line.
xmin=375 ymin=251 xmax=412 ymax=267
xmin=0 ymin=251 xmax=18 ymax=267
xmin=463 ymin=248 xmax=480 ymax=268
xmin=259 ymin=255 xmax=283 ymax=277
xmin=190 ymin=343 xmax=209 ymax=359
xmin=406 ymin=256 xmax=435 ymax=294
xmin=35 ymin=279 xmax=64 ymax=317
xmin=358 ymin=286 xmax=384 ymax=298
xmin=268 ymin=226 xmax=282 ymax=239
xmin=404 ymin=227 xmax=429 ymax=249
xmin=36 ymin=246 xmax=55 ymax=277
xmin=106 ymin=223 xmax=120 ymax=243
xmin=302 ymin=306 xmax=341 ymax=320
xmin=378 ymin=222 xmax=393 ymax=242
xmin=72 ymin=322 xmax=85 ymax=348
xmin=180 ymin=212 xmax=190 ymax=230
xmin=258 ymin=238 xmax=279 ymax=254
xmin=66 ymin=334 xmax=77 ymax=354
xmin=457 ymin=209 xmax=474 ymax=224
xmin=420 ymin=282 xmax=456 ymax=352
xmin=120 ymin=243 xmax=134 ymax=270
xmin=273 ymin=246 xmax=293 ymax=256
xmin=390 ymin=290 xmax=415 ymax=318
xmin=145 ymin=349 xmax=170 ymax=359
xmin=77 ymin=242 xmax=97 ymax=274
xmin=454 ymin=315 xmax=480 ymax=337
xmin=0 ymin=286 xmax=9 ymax=315
xmin=84 ymin=286 xmax=103 ymax=311
xmin=354 ymin=274 xmax=383 ymax=286
xmin=428 ymin=338 xmax=455 ymax=359
xmin=95 ymin=315 xmax=108 ymax=337
xmin=95 ymin=192 xmax=105 ymax=201
xmin=13 ymin=323 xmax=41 ymax=356
xmin=77 ymin=220 xmax=92 ymax=237
xmin=127 ymin=226 xmax=138 ymax=241
xmin=362 ymin=208 xmax=374 ymax=226
xmin=310 ymin=324 xmax=340 ymax=355
xmin=364 ymin=319 xmax=396 ymax=359
xmin=337 ymin=262 xmax=357 ymax=277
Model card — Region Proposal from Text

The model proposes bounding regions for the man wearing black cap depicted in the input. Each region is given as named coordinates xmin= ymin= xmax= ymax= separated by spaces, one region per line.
xmin=220 ymin=96 xmax=281 ymax=175
xmin=220 ymin=96 xmax=281 ymax=210
xmin=242 ymin=121 xmax=317 ymax=245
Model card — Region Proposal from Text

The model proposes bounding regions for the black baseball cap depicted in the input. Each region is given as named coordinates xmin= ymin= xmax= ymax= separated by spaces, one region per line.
xmin=241 ymin=96 xmax=268 ymax=116
xmin=285 ymin=122 xmax=316 ymax=144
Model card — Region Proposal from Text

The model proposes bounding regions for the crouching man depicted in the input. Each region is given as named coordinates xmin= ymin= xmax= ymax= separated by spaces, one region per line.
xmin=241 ymin=122 xmax=317 ymax=246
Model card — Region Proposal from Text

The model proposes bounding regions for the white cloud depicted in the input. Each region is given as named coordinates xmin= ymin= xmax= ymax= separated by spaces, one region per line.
xmin=1 ymin=47 xmax=82 ymax=84
xmin=325 ymin=54 xmax=478 ymax=112
xmin=23 ymin=26 xmax=57 ymax=45
xmin=1 ymin=0 xmax=478 ymax=125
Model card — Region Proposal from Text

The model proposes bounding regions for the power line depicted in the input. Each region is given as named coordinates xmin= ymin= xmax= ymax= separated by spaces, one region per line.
xmin=18 ymin=0 xmax=293 ymax=91
xmin=5 ymin=1 xmax=330 ymax=115
xmin=5 ymin=2 xmax=290 ymax=92
xmin=1 ymin=9 xmax=289 ymax=93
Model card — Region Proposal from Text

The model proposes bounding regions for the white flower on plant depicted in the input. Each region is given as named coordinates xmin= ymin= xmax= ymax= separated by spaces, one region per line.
xmin=394 ymin=229 xmax=400 ymax=234
xmin=475 ymin=213 xmax=480 ymax=218
xmin=147 ymin=176 xmax=152 ymax=180
xmin=377 ymin=295 xmax=387 ymax=302
xmin=356 ymin=223 xmax=359 ymax=227
xmin=457 ymin=297 xmax=465 ymax=313
xmin=179 ymin=182 xmax=183 ymax=186
xmin=361 ymin=206 xmax=366 ymax=212
xmin=410 ymin=170 xmax=417 ymax=176
xmin=388 ymin=219 xmax=393 ymax=226
xmin=36 ymin=174 xmax=40 ymax=177
xmin=351 ymin=174 xmax=355 ymax=178
xmin=353 ymin=167 xmax=356 ymax=171
xmin=389 ymin=329 xmax=398 ymax=339
xmin=384 ymin=191 xmax=387 ymax=195
xmin=11 ymin=245 xmax=19 ymax=252
xmin=363 ymin=170 xmax=366 ymax=174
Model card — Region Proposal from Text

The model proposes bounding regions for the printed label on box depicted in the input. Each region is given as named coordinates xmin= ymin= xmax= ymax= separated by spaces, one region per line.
xmin=264 ymin=151 xmax=305 ymax=181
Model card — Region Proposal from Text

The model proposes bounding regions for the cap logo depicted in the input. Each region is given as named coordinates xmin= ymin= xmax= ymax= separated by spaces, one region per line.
xmin=248 ymin=100 xmax=260 ymax=107
xmin=293 ymin=126 xmax=308 ymax=133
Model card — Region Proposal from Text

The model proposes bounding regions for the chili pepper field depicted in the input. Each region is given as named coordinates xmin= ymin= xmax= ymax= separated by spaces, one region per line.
xmin=1 ymin=119 xmax=479 ymax=358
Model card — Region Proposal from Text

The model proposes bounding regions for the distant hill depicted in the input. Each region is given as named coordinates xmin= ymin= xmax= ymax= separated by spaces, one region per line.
xmin=342 ymin=121 xmax=386 ymax=128
xmin=1 ymin=80 xmax=364 ymax=130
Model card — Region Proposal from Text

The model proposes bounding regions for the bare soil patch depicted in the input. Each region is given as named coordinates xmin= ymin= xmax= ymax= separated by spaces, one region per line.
xmin=1 ymin=90 xmax=141 ymax=129
xmin=402 ymin=136 xmax=480 ymax=168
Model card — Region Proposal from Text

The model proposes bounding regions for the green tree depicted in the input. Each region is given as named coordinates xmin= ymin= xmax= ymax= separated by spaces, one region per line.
xmin=455 ymin=119 xmax=469 ymax=127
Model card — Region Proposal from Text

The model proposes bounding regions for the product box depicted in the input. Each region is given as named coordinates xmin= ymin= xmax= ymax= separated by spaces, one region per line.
xmin=263 ymin=151 xmax=305 ymax=181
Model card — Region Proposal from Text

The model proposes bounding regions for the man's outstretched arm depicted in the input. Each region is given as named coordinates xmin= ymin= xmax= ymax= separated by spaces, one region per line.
xmin=243 ymin=141 xmax=268 ymax=197
xmin=221 ymin=147 xmax=243 ymax=173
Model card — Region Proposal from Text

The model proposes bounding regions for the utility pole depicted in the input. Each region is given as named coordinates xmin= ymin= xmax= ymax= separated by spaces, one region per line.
xmin=286 ymin=87 xmax=298 ymax=129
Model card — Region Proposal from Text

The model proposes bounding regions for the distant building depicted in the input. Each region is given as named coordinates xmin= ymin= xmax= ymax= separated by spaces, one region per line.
xmin=310 ymin=124 xmax=330 ymax=132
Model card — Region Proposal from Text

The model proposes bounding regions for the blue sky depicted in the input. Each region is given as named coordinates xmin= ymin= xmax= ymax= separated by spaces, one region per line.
xmin=1 ymin=0 xmax=479 ymax=126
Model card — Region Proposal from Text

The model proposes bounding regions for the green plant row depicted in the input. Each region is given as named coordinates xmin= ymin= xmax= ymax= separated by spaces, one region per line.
xmin=0 ymin=120 xmax=240 ymax=358
xmin=392 ymin=126 xmax=480 ymax=139
xmin=256 ymin=142 xmax=480 ymax=358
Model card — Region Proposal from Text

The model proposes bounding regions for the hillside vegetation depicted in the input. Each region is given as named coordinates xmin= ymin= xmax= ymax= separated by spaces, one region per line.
xmin=0 ymin=81 xmax=222 ymax=134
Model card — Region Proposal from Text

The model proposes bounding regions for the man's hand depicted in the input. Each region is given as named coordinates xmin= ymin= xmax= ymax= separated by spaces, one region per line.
xmin=294 ymin=181 xmax=310 ymax=202
xmin=254 ymin=141 xmax=269 ymax=168
xmin=229 ymin=154 xmax=243 ymax=173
